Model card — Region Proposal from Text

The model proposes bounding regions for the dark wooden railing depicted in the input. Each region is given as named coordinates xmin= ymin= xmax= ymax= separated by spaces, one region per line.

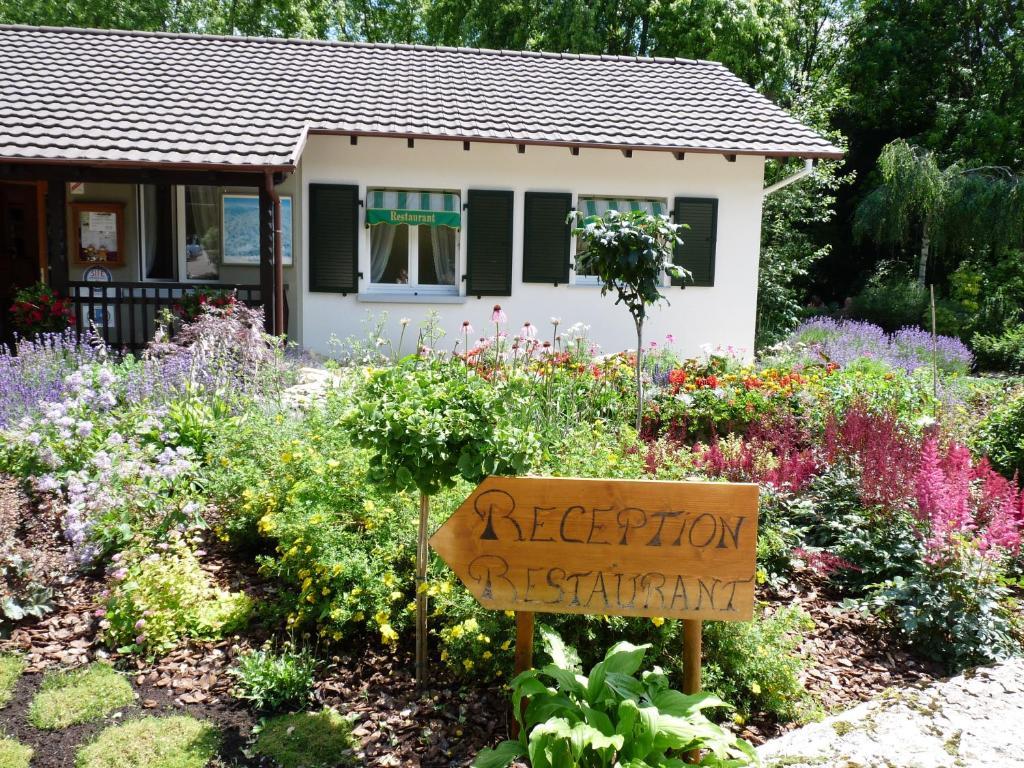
xmin=67 ymin=281 xmax=264 ymax=351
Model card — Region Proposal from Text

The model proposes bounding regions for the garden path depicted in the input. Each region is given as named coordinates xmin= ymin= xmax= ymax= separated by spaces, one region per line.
xmin=757 ymin=657 xmax=1024 ymax=767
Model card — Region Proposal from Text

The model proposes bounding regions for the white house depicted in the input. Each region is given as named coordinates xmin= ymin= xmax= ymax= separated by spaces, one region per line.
xmin=0 ymin=24 xmax=841 ymax=356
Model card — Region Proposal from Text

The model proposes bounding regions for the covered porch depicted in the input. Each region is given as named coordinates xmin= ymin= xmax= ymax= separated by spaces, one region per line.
xmin=0 ymin=162 xmax=291 ymax=351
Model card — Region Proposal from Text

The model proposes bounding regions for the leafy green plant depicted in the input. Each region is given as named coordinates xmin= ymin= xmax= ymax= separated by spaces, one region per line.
xmin=102 ymin=536 xmax=252 ymax=655
xmin=573 ymin=209 xmax=687 ymax=430
xmin=973 ymin=324 xmax=1024 ymax=372
xmin=702 ymin=607 xmax=816 ymax=722
xmin=859 ymin=543 xmax=1022 ymax=671
xmin=972 ymin=390 xmax=1024 ymax=480
xmin=229 ymin=643 xmax=317 ymax=711
xmin=344 ymin=356 xmax=539 ymax=682
xmin=474 ymin=629 xmax=756 ymax=768
xmin=28 ymin=663 xmax=136 ymax=729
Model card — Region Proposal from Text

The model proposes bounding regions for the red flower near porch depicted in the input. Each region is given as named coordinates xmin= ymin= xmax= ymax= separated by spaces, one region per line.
xmin=9 ymin=282 xmax=75 ymax=337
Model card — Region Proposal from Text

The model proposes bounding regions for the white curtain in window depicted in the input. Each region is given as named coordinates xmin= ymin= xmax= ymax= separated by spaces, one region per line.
xmin=370 ymin=224 xmax=397 ymax=282
xmin=431 ymin=227 xmax=457 ymax=285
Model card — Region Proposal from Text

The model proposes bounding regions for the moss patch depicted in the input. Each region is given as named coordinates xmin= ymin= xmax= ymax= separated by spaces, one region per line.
xmin=0 ymin=655 xmax=25 ymax=709
xmin=253 ymin=709 xmax=357 ymax=768
xmin=28 ymin=663 xmax=136 ymax=730
xmin=75 ymin=716 xmax=220 ymax=768
xmin=0 ymin=736 xmax=33 ymax=768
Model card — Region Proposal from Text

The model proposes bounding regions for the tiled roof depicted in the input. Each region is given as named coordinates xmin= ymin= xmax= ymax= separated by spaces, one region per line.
xmin=0 ymin=24 xmax=843 ymax=170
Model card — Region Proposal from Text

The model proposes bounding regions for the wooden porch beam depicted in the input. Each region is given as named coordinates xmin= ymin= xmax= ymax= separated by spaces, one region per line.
xmin=0 ymin=162 xmax=274 ymax=188
xmin=258 ymin=184 xmax=276 ymax=335
xmin=45 ymin=180 xmax=68 ymax=294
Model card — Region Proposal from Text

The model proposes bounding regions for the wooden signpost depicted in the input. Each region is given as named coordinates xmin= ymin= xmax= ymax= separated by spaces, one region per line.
xmin=430 ymin=476 xmax=760 ymax=705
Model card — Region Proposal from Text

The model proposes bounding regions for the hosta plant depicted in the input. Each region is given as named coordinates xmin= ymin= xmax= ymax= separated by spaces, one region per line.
xmin=474 ymin=630 xmax=757 ymax=768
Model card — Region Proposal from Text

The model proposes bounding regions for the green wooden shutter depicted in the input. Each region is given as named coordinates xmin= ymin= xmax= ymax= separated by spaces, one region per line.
xmin=522 ymin=191 xmax=571 ymax=284
xmin=672 ymin=197 xmax=718 ymax=287
xmin=465 ymin=189 xmax=514 ymax=296
xmin=309 ymin=183 xmax=359 ymax=293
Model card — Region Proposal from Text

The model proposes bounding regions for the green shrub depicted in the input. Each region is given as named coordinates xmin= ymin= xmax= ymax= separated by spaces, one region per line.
xmin=973 ymin=391 xmax=1024 ymax=480
xmin=0 ymin=655 xmax=25 ymax=708
xmin=75 ymin=715 xmax=220 ymax=768
xmin=848 ymin=277 xmax=928 ymax=332
xmin=474 ymin=629 xmax=757 ymax=768
xmin=0 ymin=737 xmax=32 ymax=768
xmin=861 ymin=544 xmax=1022 ymax=672
xmin=102 ymin=537 xmax=252 ymax=655
xmin=28 ymin=663 xmax=136 ymax=729
xmin=229 ymin=644 xmax=316 ymax=711
xmin=702 ymin=606 xmax=817 ymax=722
xmin=973 ymin=324 xmax=1024 ymax=373
xmin=253 ymin=709 xmax=357 ymax=768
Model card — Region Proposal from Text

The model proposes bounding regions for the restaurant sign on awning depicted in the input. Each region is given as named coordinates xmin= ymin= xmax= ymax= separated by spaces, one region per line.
xmin=366 ymin=189 xmax=461 ymax=228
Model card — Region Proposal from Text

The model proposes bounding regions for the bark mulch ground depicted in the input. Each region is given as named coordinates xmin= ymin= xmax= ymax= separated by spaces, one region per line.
xmin=0 ymin=475 xmax=943 ymax=766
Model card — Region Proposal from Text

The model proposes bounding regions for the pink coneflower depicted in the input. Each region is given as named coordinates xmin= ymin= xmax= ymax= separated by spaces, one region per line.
xmin=520 ymin=322 xmax=536 ymax=339
xmin=461 ymin=320 xmax=474 ymax=335
xmin=665 ymin=333 xmax=676 ymax=344
xmin=491 ymin=305 xmax=507 ymax=324
xmin=649 ymin=340 xmax=658 ymax=349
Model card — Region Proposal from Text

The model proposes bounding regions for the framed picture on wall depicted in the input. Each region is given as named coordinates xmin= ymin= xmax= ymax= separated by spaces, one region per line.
xmin=70 ymin=202 xmax=125 ymax=266
xmin=221 ymin=194 xmax=293 ymax=266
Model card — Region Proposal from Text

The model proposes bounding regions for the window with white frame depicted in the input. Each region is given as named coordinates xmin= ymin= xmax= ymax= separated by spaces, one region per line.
xmin=366 ymin=189 xmax=460 ymax=293
xmin=573 ymin=197 xmax=669 ymax=283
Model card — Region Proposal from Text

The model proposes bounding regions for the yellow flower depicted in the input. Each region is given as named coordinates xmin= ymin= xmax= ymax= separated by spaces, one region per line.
xmin=504 ymin=610 xmax=515 ymax=618
xmin=407 ymin=602 xmax=417 ymax=613
xmin=373 ymin=610 xmax=389 ymax=626
xmin=380 ymin=623 xmax=398 ymax=644
xmin=732 ymin=713 xmax=746 ymax=725
xmin=500 ymin=640 xmax=511 ymax=651
xmin=750 ymin=682 xmax=761 ymax=695
xmin=463 ymin=618 xmax=479 ymax=632
xmin=281 ymin=451 xmax=292 ymax=463
xmin=352 ymin=611 xmax=364 ymax=622
xmin=450 ymin=625 xmax=464 ymax=639
xmin=651 ymin=616 xmax=665 ymax=627
xmin=482 ymin=651 xmax=493 ymax=660
xmin=322 ymin=587 xmax=331 ymax=596
xmin=327 ymin=459 xmax=340 ymax=469
xmin=351 ymin=586 xmax=363 ymax=597
xmin=363 ymin=499 xmax=376 ymax=512
xmin=390 ymin=591 xmax=403 ymax=601
xmin=440 ymin=650 xmax=449 ymax=661
xmin=462 ymin=659 xmax=474 ymax=671
xmin=383 ymin=573 xmax=396 ymax=588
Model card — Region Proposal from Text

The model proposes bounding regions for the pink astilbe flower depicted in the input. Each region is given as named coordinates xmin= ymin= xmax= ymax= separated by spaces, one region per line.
xmin=792 ymin=547 xmax=862 ymax=577
xmin=914 ymin=437 xmax=1023 ymax=559
xmin=824 ymin=405 xmax=919 ymax=509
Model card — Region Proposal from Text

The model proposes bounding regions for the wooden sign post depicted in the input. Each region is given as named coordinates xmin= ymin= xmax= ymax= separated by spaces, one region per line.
xmin=430 ymin=476 xmax=759 ymax=727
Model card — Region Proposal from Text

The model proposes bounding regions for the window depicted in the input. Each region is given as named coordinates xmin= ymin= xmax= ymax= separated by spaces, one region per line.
xmin=574 ymin=197 xmax=668 ymax=284
xmin=138 ymin=184 xmax=175 ymax=280
xmin=366 ymin=189 xmax=460 ymax=293
xmin=178 ymin=185 xmax=222 ymax=281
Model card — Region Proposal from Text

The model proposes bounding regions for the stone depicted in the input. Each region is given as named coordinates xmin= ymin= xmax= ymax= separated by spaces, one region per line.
xmin=758 ymin=658 xmax=1024 ymax=768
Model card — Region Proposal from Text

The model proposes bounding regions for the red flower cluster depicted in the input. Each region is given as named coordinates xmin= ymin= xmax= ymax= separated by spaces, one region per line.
xmin=9 ymin=282 xmax=76 ymax=336
xmin=173 ymin=289 xmax=238 ymax=322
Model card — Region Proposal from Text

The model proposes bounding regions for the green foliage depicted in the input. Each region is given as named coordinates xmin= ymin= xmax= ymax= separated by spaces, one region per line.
xmin=253 ymin=709 xmax=357 ymax=768
xmin=972 ymin=392 xmax=1024 ymax=480
xmin=75 ymin=715 xmax=220 ymax=768
xmin=702 ymin=607 xmax=816 ymax=722
xmin=344 ymin=357 xmax=539 ymax=495
xmin=847 ymin=273 xmax=929 ymax=333
xmin=0 ymin=737 xmax=32 ymax=768
xmin=474 ymin=631 xmax=757 ymax=768
xmin=0 ymin=655 xmax=25 ymax=708
xmin=28 ymin=663 xmax=136 ymax=730
xmin=229 ymin=644 xmax=317 ymax=712
xmin=973 ymin=324 xmax=1024 ymax=374
xmin=860 ymin=545 xmax=1022 ymax=672
xmin=102 ymin=537 xmax=252 ymax=655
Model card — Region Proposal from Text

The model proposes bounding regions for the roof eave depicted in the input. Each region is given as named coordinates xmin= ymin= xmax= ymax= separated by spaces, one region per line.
xmin=308 ymin=128 xmax=844 ymax=160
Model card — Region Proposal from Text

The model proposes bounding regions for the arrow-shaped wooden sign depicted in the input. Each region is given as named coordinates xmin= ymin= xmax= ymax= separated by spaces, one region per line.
xmin=430 ymin=476 xmax=759 ymax=622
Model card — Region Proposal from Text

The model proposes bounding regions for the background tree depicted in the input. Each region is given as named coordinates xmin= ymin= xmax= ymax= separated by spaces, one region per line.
xmin=573 ymin=210 xmax=686 ymax=431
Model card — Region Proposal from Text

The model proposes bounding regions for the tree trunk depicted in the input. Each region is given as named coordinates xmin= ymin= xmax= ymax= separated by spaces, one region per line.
xmin=415 ymin=492 xmax=430 ymax=686
xmin=917 ymin=219 xmax=931 ymax=287
xmin=635 ymin=320 xmax=644 ymax=433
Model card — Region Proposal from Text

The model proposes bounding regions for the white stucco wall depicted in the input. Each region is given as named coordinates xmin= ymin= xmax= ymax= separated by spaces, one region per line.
xmin=297 ymin=135 xmax=766 ymax=358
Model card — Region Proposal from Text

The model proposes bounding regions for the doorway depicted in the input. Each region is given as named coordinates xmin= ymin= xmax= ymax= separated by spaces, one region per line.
xmin=0 ymin=182 xmax=45 ymax=344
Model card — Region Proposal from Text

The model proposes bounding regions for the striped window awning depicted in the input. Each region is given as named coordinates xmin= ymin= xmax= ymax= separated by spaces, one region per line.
xmin=366 ymin=189 xmax=461 ymax=228
xmin=578 ymin=197 xmax=667 ymax=219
